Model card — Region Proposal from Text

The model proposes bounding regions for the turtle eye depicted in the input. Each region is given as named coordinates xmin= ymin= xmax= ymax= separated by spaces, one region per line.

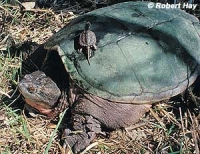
xmin=24 ymin=74 xmax=32 ymax=81
xmin=27 ymin=85 xmax=35 ymax=93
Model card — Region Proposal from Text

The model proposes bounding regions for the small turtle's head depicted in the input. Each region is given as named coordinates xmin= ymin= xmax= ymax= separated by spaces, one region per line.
xmin=85 ymin=22 xmax=91 ymax=30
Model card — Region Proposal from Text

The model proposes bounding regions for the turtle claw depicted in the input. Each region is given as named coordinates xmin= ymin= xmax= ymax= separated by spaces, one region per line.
xmin=63 ymin=129 xmax=95 ymax=153
xmin=62 ymin=115 xmax=101 ymax=153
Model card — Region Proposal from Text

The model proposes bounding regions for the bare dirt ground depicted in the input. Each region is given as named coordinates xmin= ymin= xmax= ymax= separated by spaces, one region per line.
xmin=0 ymin=1 xmax=199 ymax=154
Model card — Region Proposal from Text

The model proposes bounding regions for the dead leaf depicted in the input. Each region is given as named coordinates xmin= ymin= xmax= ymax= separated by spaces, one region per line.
xmin=22 ymin=2 xmax=35 ymax=10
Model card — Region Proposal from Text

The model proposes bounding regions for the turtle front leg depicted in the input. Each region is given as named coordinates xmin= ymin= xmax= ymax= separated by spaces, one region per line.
xmin=63 ymin=114 xmax=101 ymax=153
xmin=63 ymin=94 xmax=151 ymax=153
xmin=92 ymin=44 xmax=97 ymax=50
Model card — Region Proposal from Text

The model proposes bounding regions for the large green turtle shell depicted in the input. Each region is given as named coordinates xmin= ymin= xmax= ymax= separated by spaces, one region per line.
xmin=44 ymin=2 xmax=200 ymax=103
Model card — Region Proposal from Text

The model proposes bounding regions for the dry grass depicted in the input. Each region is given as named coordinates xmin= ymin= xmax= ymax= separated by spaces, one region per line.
xmin=0 ymin=3 xmax=74 ymax=154
xmin=0 ymin=1 xmax=199 ymax=154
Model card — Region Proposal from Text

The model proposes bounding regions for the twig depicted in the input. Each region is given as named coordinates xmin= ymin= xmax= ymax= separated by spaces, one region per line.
xmin=80 ymin=142 xmax=98 ymax=154
xmin=149 ymin=108 xmax=166 ymax=129
xmin=179 ymin=107 xmax=188 ymax=150
xmin=188 ymin=110 xmax=199 ymax=154
xmin=0 ymin=89 xmax=11 ymax=98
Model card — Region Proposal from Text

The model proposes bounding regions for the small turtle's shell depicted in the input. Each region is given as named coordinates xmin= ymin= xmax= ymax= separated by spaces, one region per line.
xmin=79 ymin=30 xmax=96 ymax=47
xmin=44 ymin=2 xmax=200 ymax=104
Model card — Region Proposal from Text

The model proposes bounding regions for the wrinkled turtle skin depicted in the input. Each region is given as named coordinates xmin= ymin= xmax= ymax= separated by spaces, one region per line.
xmin=18 ymin=2 xmax=200 ymax=153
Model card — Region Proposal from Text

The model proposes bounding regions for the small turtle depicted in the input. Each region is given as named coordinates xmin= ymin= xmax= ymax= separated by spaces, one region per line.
xmin=78 ymin=22 xmax=97 ymax=65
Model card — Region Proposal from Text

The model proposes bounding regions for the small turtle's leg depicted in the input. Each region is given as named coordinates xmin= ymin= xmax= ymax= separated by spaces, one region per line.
xmin=77 ymin=47 xmax=82 ymax=54
xmin=93 ymin=44 xmax=97 ymax=50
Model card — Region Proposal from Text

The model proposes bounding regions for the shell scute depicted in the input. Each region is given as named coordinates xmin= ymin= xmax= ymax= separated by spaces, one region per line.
xmin=79 ymin=30 xmax=96 ymax=47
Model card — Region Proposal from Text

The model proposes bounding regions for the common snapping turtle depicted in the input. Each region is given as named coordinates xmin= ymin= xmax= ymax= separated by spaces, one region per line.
xmin=18 ymin=2 xmax=200 ymax=153
xmin=78 ymin=21 xmax=97 ymax=65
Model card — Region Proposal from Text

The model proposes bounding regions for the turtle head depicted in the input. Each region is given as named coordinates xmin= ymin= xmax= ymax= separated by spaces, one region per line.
xmin=18 ymin=71 xmax=62 ymax=117
xmin=85 ymin=22 xmax=91 ymax=30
